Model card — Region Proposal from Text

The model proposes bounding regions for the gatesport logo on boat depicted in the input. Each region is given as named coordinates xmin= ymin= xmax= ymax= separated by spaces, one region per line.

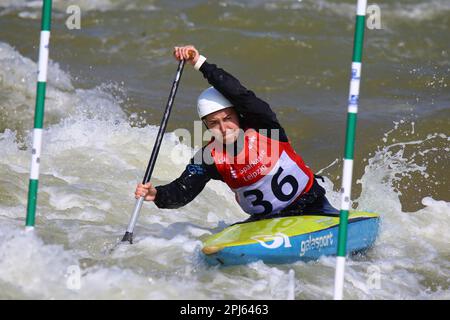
xmin=251 ymin=231 xmax=334 ymax=257
xmin=251 ymin=233 xmax=292 ymax=249
xmin=300 ymin=232 xmax=334 ymax=257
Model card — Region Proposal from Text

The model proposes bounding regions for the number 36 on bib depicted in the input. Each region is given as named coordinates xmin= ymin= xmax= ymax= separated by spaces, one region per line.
xmin=234 ymin=151 xmax=310 ymax=215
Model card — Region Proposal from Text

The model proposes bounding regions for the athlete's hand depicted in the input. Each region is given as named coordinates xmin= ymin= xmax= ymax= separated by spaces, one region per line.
xmin=173 ymin=45 xmax=199 ymax=65
xmin=135 ymin=182 xmax=157 ymax=202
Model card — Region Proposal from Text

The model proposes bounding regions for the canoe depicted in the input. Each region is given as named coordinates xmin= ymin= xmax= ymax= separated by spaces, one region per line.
xmin=202 ymin=211 xmax=380 ymax=266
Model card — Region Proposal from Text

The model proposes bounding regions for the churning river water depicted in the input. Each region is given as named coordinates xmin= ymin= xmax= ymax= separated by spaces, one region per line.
xmin=0 ymin=0 xmax=449 ymax=299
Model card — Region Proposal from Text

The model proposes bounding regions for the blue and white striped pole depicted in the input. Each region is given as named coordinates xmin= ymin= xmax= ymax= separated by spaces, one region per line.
xmin=26 ymin=0 xmax=52 ymax=230
xmin=333 ymin=0 xmax=367 ymax=300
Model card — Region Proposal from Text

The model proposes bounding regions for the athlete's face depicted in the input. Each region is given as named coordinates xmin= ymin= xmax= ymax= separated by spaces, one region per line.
xmin=204 ymin=107 xmax=241 ymax=144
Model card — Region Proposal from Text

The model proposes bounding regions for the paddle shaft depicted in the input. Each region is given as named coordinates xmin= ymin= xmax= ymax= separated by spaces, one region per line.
xmin=122 ymin=58 xmax=187 ymax=243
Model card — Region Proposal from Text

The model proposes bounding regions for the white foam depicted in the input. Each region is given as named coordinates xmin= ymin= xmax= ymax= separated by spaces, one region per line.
xmin=0 ymin=42 xmax=126 ymax=132
xmin=0 ymin=220 xmax=79 ymax=298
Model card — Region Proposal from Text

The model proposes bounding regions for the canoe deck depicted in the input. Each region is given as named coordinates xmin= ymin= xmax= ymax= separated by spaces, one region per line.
xmin=202 ymin=212 xmax=380 ymax=266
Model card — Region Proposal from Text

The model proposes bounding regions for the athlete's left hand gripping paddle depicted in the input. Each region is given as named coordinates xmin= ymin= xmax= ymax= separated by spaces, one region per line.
xmin=121 ymin=51 xmax=194 ymax=244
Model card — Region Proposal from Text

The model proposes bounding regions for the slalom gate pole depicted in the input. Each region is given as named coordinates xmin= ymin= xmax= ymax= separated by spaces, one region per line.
xmin=333 ymin=0 xmax=367 ymax=300
xmin=25 ymin=0 xmax=52 ymax=230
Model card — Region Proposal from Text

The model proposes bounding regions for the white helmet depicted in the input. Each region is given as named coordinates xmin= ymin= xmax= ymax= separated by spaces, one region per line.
xmin=197 ymin=87 xmax=233 ymax=119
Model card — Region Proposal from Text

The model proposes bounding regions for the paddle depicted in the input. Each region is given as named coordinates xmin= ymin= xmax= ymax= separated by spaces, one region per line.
xmin=121 ymin=51 xmax=193 ymax=244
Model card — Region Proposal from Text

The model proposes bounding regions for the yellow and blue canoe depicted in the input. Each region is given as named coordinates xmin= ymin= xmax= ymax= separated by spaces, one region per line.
xmin=202 ymin=212 xmax=380 ymax=266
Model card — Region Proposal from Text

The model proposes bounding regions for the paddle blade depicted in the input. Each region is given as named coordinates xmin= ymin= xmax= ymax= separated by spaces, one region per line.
xmin=121 ymin=231 xmax=133 ymax=244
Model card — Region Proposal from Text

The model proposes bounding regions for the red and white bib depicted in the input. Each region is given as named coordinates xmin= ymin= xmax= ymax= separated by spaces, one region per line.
xmin=210 ymin=129 xmax=314 ymax=215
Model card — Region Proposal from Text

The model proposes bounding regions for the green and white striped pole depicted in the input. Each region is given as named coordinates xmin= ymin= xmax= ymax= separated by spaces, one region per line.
xmin=25 ymin=0 xmax=52 ymax=230
xmin=333 ymin=0 xmax=367 ymax=300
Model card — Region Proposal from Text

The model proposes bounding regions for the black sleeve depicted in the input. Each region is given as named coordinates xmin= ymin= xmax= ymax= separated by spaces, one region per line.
xmin=153 ymin=146 xmax=221 ymax=209
xmin=199 ymin=61 xmax=288 ymax=142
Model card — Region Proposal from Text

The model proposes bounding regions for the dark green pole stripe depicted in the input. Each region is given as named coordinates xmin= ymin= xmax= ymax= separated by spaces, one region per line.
xmin=41 ymin=0 xmax=52 ymax=31
xmin=344 ymin=112 xmax=357 ymax=160
xmin=34 ymin=81 xmax=46 ymax=129
xmin=352 ymin=15 xmax=366 ymax=63
xmin=336 ymin=210 xmax=349 ymax=256
xmin=26 ymin=179 xmax=39 ymax=227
